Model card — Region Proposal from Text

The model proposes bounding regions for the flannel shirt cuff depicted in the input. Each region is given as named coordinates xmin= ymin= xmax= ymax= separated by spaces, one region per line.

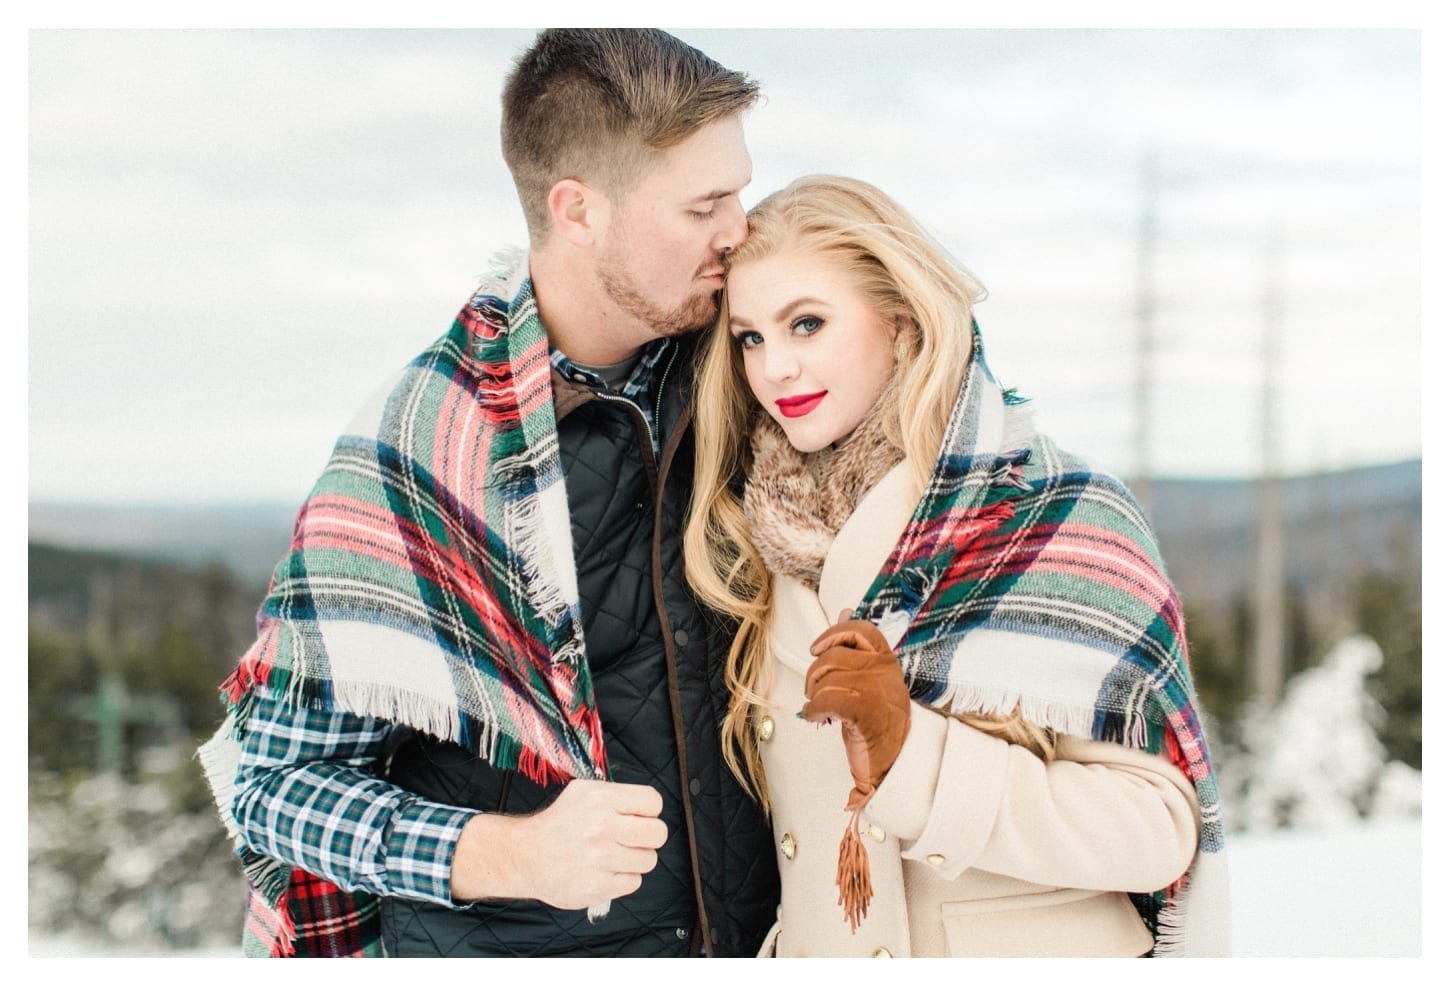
xmin=384 ymin=798 xmax=479 ymax=907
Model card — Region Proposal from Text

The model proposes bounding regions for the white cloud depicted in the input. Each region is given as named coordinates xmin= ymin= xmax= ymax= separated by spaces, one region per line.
xmin=28 ymin=28 xmax=1423 ymax=502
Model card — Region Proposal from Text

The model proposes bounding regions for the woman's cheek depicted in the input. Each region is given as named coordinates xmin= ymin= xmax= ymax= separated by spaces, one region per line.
xmin=745 ymin=364 xmax=770 ymax=409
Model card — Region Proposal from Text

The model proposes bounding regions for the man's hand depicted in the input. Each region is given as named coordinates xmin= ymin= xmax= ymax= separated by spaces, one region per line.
xmin=802 ymin=611 xmax=910 ymax=808
xmin=449 ymin=778 xmax=667 ymax=910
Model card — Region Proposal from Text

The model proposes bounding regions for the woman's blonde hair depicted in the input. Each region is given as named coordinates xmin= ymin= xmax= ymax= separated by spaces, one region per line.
xmin=682 ymin=176 xmax=1054 ymax=809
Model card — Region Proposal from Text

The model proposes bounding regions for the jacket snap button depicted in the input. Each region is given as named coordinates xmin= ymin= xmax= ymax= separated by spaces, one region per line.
xmin=675 ymin=927 xmax=688 ymax=940
xmin=870 ymin=946 xmax=893 ymax=958
xmin=779 ymin=832 xmax=797 ymax=860
xmin=674 ymin=629 xmax=690 ymax=646
xmin=926 ymin=853 xmax=946 ymax=867
xmin=867 ymin=824 xmax=886 ymax=843
xmin=689 ymin=778 xmax=701 ymax=795
xmin=757 ymin=716 xmax=775 ymax=741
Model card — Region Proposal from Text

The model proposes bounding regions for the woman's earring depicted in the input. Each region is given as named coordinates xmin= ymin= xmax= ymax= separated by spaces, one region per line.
xmin=893 ymin=316 xmax=914 ymax=365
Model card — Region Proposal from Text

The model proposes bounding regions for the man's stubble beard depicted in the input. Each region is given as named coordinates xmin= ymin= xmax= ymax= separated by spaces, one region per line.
xmin=598 ymin=245 xmax=722 ymax=339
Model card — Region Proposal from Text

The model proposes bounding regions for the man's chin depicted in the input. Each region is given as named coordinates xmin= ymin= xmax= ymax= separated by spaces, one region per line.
xmin=659 ymin=294 xmax=722 ymax=337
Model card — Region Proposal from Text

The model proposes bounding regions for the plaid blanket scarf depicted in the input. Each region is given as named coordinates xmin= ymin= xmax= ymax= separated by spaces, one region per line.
xmin=855 ymin=327 xmax=1230 ymax=956
xmin=199 ymin=250 xmax=609 ymax=957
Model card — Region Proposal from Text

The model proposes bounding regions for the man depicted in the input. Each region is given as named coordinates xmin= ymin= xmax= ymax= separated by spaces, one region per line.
xmin=199 ymin=28 xmax=779 ymax=957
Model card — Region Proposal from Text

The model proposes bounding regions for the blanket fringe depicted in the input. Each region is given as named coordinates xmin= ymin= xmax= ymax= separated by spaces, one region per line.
xmin=334 ymin=678 xmax=597 ymax=783
xmin=938 ymin=684 xmax=1100 ymax=741
xmin=481 ymin=246 xmax=527 ymax=291
xmin=498 ymin=460 xmax=587 ymax=671
xmin=1150 ymin=866 xmax=1191 ymax=957
xmin=243 ymin=884 xmax=298 ymax=958
xmin=335 ymin=679 xmax=472 ymax=747
xmin=517 ymin=743 xmax=570 ymax=787
xmin=1098 ymin=708 xmax=1153 ymax=750
xmin=999 ymin=399 xmax=1038 ymax=455
xmin=199 ymin=715 xmax=302 ymax=958
xmin=196 ymin=717 xmax=244 ymax=842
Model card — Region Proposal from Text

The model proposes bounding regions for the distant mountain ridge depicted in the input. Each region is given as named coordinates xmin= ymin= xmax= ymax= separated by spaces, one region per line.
xmin=29 ymin=459 xmax=1422 ymax=603
xmin=1145 ymin=459 xmax=1421 ymax=609
xmin=28 ymin=501 xmax=300 ymax=592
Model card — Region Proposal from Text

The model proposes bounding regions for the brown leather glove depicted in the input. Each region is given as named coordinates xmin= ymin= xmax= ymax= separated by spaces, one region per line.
xmin=801 ymin=611 xmax=912 ymax=932
xmin=801 ymin=614 xmax=911 ymax=809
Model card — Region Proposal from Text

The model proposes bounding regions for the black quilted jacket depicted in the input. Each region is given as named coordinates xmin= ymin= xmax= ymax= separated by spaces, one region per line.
xmin=381 ymin=336 xmax=780 ymax=957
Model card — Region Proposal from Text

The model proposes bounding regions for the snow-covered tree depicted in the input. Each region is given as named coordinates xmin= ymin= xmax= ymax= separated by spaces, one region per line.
xmin=1220 ymin=634 xmax=1421 ymax=832
xmin=28 ymin=761 xmax=244 ymax=952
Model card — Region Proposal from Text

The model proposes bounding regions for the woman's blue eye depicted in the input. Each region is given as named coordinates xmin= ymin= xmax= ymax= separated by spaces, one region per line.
xmin=791 ymin=316 xmax=823 ymax=335
xmin=733 ymin=331 xmax=763 ymax=349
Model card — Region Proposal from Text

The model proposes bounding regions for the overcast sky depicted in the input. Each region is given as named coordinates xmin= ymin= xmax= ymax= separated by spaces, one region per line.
xmin=27 ymin=25 xmax=1425 ymax=505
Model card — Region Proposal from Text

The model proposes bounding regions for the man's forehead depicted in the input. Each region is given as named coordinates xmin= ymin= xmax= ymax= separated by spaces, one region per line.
xmin=644 ymin=118 xmax=752 ymax=196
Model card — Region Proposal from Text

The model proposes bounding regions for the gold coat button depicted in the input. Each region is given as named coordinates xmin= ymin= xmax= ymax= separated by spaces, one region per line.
xmin=779 ymin=832 xmax=797 ymax=860
xmin=926 ymin=853 xmax=946 ymax=867
xmin=757 ymin=715 xmax=775 ymax=741
xmin=867 ymin=824 xmax=886 ymax=843
xmin=870 ymin=947 xmax=893 ymax=958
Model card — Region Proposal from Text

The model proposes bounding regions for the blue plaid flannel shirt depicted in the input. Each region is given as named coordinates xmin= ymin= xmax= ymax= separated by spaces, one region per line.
xmin=231 ymin=339 xmax=673 ymax=904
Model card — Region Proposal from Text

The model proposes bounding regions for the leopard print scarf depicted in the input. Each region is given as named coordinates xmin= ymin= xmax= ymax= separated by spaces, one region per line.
xmin=743 ymin=380 xmax=905 ymax=591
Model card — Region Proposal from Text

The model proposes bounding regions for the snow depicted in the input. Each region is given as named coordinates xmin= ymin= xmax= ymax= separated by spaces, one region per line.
xmin=26 ymin=633 xmax=1429 ymax=963
xmin=1219 ymin=636 xmax=1415 ymax=831
xmin=26 ymin=817 xmax=1423 ymax=959
xmin=1227 ymin=817 xmax=1421 ymax=957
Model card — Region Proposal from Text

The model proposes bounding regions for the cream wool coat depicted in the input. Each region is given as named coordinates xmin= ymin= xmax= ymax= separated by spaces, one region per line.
xmin=754 ymin=460 xmax=1202 ymax=958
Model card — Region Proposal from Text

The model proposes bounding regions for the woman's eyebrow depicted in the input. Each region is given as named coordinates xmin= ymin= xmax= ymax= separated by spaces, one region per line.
xmin=728 ymin=296 xmax=829 ymax=329
xmin=774 ymin=297 xmax=828 ymax=322
xmin=728 ymin=296 xmax=831 ymax=329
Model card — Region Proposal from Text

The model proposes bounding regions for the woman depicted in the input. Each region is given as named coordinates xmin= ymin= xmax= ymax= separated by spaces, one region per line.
xmin=683 ymin=176 xmax=1229 ymax=958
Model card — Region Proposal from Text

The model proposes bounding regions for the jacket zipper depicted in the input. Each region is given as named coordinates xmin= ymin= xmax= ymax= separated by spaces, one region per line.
xmin=590 ymin=340 xmax=680 ymax=458
xmin=588 ymin=348 xmax=714 ymax=954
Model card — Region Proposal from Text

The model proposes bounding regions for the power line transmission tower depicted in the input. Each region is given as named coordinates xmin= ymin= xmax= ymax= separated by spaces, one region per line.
xmin=1253 ymin=231 xmax=1288 ymax=704
xmin=1131 ymin=152 xmax=1158 ymax=517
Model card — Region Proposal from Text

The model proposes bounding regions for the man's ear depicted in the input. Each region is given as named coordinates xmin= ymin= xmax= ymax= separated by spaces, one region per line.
xmin=547 ymin=178 xmax=606 ymax=247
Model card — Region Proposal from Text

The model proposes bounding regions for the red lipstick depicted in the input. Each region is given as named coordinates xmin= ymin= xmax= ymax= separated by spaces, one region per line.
xmin=776 ymin=391 xmax=826 ymax=418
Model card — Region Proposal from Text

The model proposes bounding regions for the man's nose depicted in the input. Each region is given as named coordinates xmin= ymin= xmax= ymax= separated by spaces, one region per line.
xmin=712 ymin=196 xmax=748 ymax=255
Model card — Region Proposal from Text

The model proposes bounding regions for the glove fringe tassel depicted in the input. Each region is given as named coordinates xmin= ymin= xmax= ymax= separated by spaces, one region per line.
xmin=835 ymin=805 xmax=873 ymax=933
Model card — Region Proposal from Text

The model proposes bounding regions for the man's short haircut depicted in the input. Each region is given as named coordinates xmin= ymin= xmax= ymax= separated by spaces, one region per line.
xmin=502 ymin=29 xmax=759 ymax=240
